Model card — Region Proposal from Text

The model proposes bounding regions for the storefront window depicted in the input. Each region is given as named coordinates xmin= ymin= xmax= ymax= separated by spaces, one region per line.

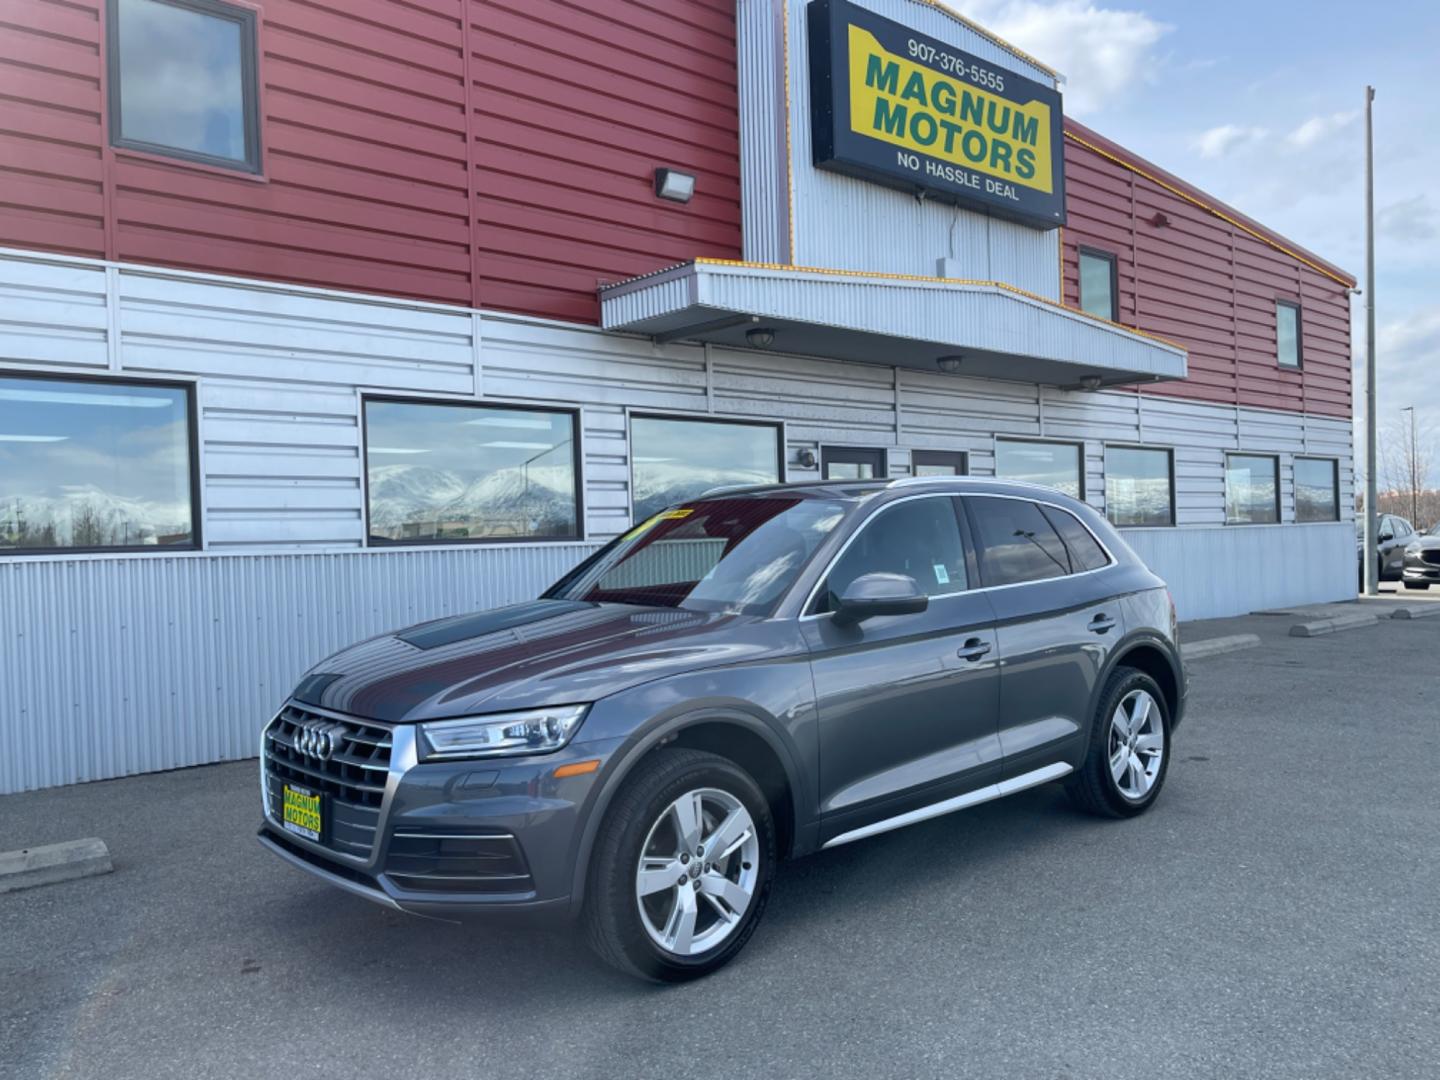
xmin=0 ymin=374 xmax=197 ymax=552
xmin=995 ymin=439 xmax=1083 ymax=499
xmin=107 ymin=0 xmax=261 ymax=173
xmin=364 ymin=399 xmax=579 ymax=543
xmin=1294 ymin=457 xmax=1339 ymax=522
xmin=1225 ymin=454 xmax=1280 ymax=524
xmin=911 ymin=449 xmax=967 ymax=477
xmin=1104 ymin=446 xmax=1174 ymax=527
xmin=630 ymin=415 xmax=781 ymax=521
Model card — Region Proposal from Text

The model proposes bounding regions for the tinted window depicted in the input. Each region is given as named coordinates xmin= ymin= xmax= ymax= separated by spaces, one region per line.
xmin=912 ymin=449 xmax=967 ymax=477
xmin=1225 ymin=454 xmax=1279 ymax=524
xmin=1294 ymin=458 xmax=1339 ymax=522
xmin=1394 ymin=518 xmax=1413 ymax=537
xmin=823 ymin=446 xmax=886 ymax=480
xmin=365 ymin=400 xmax=579 ymax=543
xmin=109 ymin=0 xmax=259 ymax=172
xmin=995 ymin=440 xmax=1082 ymax=499
xmin=969 ymin=497 xmax=1071 ymax=586
xmin=631 ymin=416 xmax=780 ymax=522
xmin=0 ymin=375 xmax=196 ymax=551
xmin=1105 ymin=446 xmax=1173 ymax=527
xmin=552 ymin=497 xmax=846 ymax=615
xmin=1041 ymin=505 xmax=1110 ymax=572
xmin=1276 ymin=301 xmax=1301 ymax=368
xmin=817 ymin=497 xmax=966 ymax=611
xmin=1079 ymin=249 xmax=1117 ymax=321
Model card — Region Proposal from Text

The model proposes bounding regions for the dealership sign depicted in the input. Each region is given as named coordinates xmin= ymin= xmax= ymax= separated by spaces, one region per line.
xmin=807 ymin=0 xmax=1065 ymax=229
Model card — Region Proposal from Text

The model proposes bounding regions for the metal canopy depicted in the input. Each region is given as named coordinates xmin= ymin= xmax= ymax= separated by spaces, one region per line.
xmin=599 ymin=259 xmax=1188 ymax=389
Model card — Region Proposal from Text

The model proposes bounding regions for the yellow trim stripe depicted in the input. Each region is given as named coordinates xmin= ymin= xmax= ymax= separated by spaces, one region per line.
xmin=916 ymin=0 xmax=1060 ymax=78
xmin=1064 ymin=130 xmax=1354 ymax=288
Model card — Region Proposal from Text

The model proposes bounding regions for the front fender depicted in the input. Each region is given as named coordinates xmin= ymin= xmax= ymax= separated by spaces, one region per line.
xmin=562 ymin=664 xmax=818 ymax=918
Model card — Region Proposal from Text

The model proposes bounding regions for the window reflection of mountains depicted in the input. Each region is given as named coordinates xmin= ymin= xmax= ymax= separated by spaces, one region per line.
xmin=368 ymin=463 xmax=578 ymax=540
xmin=0 ymin=489 xmax=191 ymax=549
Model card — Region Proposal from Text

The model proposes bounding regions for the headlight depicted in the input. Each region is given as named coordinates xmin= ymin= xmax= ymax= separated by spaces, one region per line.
xmin=1406 ymin=541 xmax=1423 ymax=554
xmin=418 ymin=705 xmax=589 ymax=761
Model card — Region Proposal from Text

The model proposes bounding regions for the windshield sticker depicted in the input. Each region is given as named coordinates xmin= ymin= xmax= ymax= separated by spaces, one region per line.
xmin=934 ymin=564 xmax=950 ymax=585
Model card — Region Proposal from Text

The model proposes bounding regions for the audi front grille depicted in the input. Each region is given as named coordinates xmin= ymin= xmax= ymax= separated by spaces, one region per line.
xmin=263 ymin=703 xmax=393 ymax=861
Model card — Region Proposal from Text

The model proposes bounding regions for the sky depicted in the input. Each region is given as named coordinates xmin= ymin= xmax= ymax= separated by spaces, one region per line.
xmin=958 ymin=0 xmax=1440 ymax=485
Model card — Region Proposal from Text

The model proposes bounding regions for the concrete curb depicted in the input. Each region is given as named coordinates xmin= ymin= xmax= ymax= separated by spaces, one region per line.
xmin=1390 ymin=605 xmax=1440 ymax=620
xmin=1181 ymin=633 xmax=1261 ymax=661
xmin=0 ymin=838 xmax=113 ymax=894
xmin=1289 ymin=612 xmax=1380 ymax=638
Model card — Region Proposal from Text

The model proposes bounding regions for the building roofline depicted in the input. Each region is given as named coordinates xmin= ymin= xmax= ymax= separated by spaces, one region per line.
xmin=1064 ymin=119 xmax=1356 ymax=289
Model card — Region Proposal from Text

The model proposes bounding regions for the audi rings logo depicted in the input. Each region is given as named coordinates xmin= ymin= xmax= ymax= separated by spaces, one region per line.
xmin=295 ymin=721 xmax=344 ymax=762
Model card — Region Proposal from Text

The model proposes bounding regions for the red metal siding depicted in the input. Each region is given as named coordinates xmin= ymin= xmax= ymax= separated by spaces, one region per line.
xmin=0 ymin=0 xmax=742 ymax=320
xmin=1061 ymin=121 xmax=1354 ymax=419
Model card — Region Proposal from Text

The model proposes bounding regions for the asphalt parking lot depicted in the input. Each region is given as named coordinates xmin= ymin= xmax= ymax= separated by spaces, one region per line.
xmin=3 ymin=612 xmax=1438 ymax=1080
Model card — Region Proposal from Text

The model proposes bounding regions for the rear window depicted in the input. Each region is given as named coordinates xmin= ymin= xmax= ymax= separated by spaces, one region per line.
xmin=1041 ymin=505 xmax=1111 ymax=572
xmin=967 ymin=497 xmax=1070 ymax=587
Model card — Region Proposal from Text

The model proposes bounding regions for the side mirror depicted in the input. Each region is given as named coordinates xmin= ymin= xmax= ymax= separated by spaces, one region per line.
xmin=833 ymin=572 xmax=928 ymax=626
xmin=1379 ymin=531 xmax=1394 ymax=543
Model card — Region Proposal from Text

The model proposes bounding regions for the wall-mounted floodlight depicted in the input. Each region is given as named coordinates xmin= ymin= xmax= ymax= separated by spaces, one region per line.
xmin=936 ymin=355 xmax=965 ymax=374
xmin=746 ymin=327 xmax=777 ymax=349
xmin=1079 ymin=375 xmax=1103 ymax=392
xmin=654 ymin=168 xmax=696 ymax=203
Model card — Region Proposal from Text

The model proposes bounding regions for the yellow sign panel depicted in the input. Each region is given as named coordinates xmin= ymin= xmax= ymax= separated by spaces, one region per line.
xmin=846 ymin=25 xmax=1053 ymax=195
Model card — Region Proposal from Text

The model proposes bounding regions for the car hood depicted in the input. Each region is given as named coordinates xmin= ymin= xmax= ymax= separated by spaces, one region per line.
xmin=1407 ymin=535 xmax=1440 ymax=551
xmin=290 ymin=599 xmax=778 ymax=724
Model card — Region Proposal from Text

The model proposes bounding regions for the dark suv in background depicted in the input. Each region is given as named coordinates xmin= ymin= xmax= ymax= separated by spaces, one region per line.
xmin=258 ymin=478 xmax=1185 ymax=981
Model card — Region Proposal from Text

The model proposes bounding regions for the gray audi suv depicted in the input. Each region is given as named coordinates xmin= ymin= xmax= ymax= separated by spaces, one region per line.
xmin=258 ymin=477 xmax=1185 ymax=981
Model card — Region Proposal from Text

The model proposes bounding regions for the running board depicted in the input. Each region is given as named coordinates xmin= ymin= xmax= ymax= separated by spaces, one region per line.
xmin=820 ymin=762 xmax=1074 ymax=850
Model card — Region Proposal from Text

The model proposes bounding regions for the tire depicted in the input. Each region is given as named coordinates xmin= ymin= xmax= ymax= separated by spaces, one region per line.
xmin=583 ymin=748 xmax=776 ymax=982
xmin=1404 ymin=582 xmax=1429 ymax=591
xmin=1067 ymin=666 xmax=1172 ymax=819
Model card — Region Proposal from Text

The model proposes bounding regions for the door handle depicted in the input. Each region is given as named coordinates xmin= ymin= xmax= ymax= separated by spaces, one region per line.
xmin=956 ymin=638 xmax=992 ymax=661
xmin=1088 ymin=614 xmax=1117 ymax=635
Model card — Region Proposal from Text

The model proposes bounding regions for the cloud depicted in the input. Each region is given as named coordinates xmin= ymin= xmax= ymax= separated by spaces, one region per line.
xmin=957 ymin=1 xmax=1172 ymax=115
xmin=1193 ymin=124 xmax=1269 ymax=159
xmin=1378 ymin=194 xmax=1438 ymax=243
xmin=1286 ymin=109 xmax=1360 ymax=149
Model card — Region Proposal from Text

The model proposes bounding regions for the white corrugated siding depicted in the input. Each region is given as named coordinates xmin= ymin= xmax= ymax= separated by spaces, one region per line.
xmin=0 ymin=545 xmax=601 ymax=794
xmin=0 ymin=249 xmax=1355 ymax=792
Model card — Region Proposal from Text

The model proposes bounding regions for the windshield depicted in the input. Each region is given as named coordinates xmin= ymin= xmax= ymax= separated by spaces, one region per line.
xmin=547 ymin=496 xmax=849 ymax=615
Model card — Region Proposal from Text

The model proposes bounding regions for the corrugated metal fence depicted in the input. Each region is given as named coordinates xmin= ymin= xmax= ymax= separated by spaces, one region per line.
xmin=0 ymin=543 xmax=601 ymax=794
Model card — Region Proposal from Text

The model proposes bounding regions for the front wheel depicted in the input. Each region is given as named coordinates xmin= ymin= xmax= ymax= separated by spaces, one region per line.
xmin=583 ymin=748 xmax=775 ymax=982
xmin=1067 ymin=666 xmax=1172 ymax=818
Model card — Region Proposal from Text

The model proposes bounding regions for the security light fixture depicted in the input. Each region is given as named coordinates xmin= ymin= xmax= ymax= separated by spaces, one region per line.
xmin=746 ymin=327 xmax=777 ymax=349
xmin=654 ymin=167 xmax=696 ymax=203
xmin=796 ymin=448 xmax=818 ymax=469
xmin=1080 ymin=375 xmax=1104 ymax=392
xmin=936 ymin=355 xmax=965 ymax=374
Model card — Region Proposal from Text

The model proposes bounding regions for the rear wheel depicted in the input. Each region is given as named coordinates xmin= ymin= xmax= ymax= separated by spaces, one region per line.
xmin=1067 ymin=666 xmax=1171 ymax=818
xmin=583 ymin=748 xmax=775 ymax=982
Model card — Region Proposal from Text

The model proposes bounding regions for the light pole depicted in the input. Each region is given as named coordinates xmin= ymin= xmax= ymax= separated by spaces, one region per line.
xmin=1402 ymin=405 xmax=1418 ymax=525
xmin=1363 ymin=86 xmax=1378 ymax=596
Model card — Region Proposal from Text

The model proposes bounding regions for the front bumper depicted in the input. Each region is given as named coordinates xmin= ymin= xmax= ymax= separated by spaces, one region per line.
xmin=256 ymin=702 xmax=622 ymax=923
xmin=1401 ymin=554 xmax=1440 ymax=582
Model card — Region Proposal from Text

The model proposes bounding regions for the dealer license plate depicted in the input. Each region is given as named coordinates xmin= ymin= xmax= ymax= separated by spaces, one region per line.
xmin=281 ymin=783 xmax=323 ymax=841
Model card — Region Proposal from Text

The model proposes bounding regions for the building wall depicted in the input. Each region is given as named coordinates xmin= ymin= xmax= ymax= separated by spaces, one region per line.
xmin=0 ymin=248 xmax=1356 ymax=792
xmin=1061 ymin=123 xmax=1353 ymax=419
xmin=0 ymin=0 xmax=742 ymax=323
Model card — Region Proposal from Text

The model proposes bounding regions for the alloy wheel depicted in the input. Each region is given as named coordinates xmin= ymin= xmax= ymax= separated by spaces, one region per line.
xmin=1108 ymin=688 xmax=1165 ymax=800
xmin=635 ymin=787 xmax=760 ymax=957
